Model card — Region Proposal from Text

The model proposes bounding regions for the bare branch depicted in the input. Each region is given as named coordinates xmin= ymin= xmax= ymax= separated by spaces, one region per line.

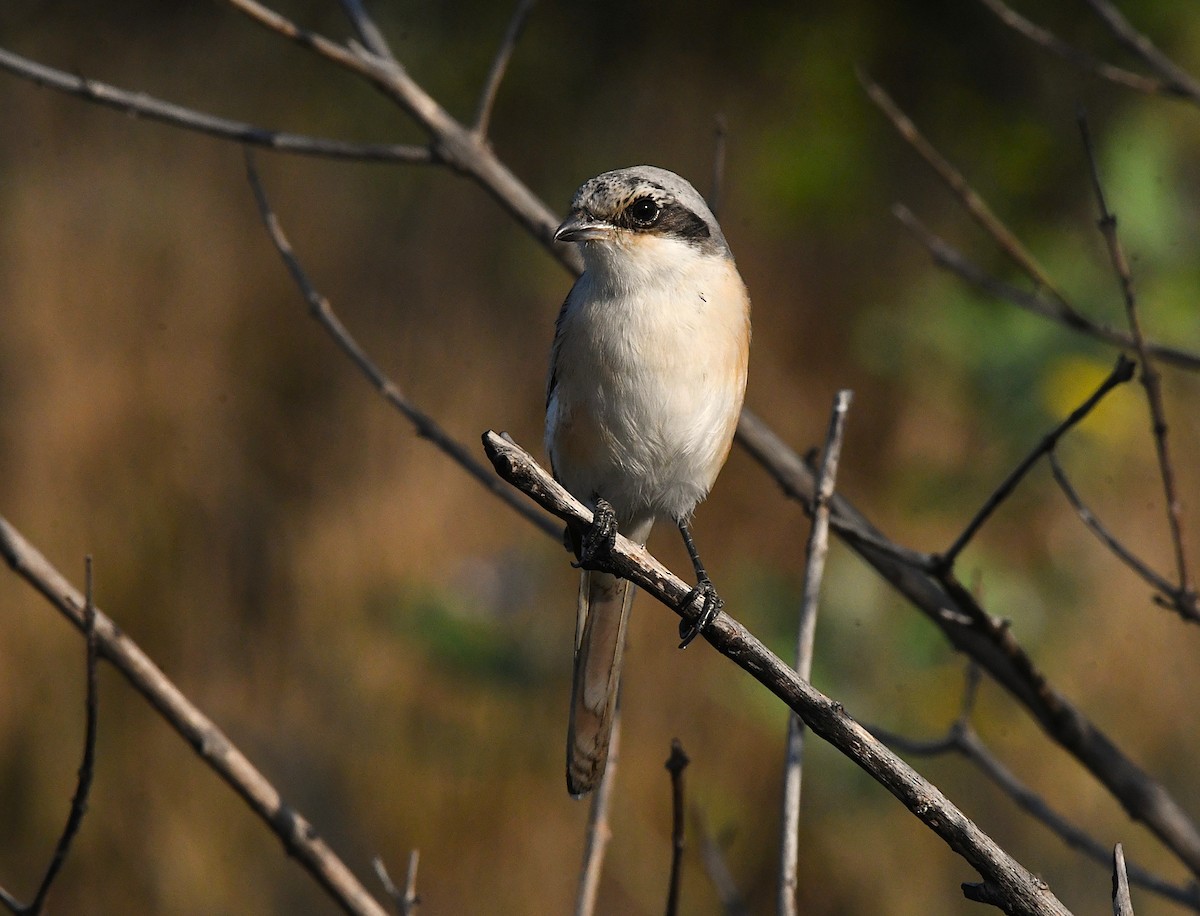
xmin=339 ymin=0 xmax=399 ymax=64
xmin=872 ymin=665 xmax=1200 ymax=910
xmin=0 ymin=47 xmax=430 ymax=163
xmin=0 ymin=519 xmax=390 ymax=916
xmin=0 ymin=558 xmax=101 ymax=916
xmin=938 ymin=355 xmax=1136 ymax=570
xmin=473 ymin=0 xmax=537 ymax=137
xmin=779 ymin=390 xmax=851 ymax=916
xmin=1078 ymin=111 xmax=1196 ymax=617
xmin=1083 ymin=0 xmax=1200 ymax=103
xmin=1049 ymin=453 xmax=1197 ymax=618
xmin=859 ymin=71 xmax=1081 ymax=320
xmin=734 ymin=408 xmax=1200 ymax=877
xmin=665 ymin=740 xmax=690 ymax=916
xmin=574 ymin=709 xmax=619 ymax=916
xmin=243 ymin=151 xmax=560 ymax=540
xmin=977 ymin=0 xmax=1175 ymax=98
xmin=891 ymin=204 xmax=1200 ymax=372
xmin=482 ymin=431 xmax=1072 ymax=916
xmin=373 ymin=851 xmax=419 ymax=916
xmin=694 ymin=808 xmax=748 ymax=916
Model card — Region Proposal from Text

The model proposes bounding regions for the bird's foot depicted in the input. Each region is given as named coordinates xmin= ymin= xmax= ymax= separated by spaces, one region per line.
xmin=572 ymin=497 xmax=619 ymax=572
xmin=677 ymin=576 xmax=723 ymax=649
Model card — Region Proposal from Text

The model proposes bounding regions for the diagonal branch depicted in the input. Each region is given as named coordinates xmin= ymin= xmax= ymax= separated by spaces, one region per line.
xmin=871 ymin=665 xmax=1200 ymax=911
xmin=891 ymin=204 xmax=1200 ymax=372
xmin=482 ymin=431 xmax=1072 ymax=916
xmin=734 ymin=408 xmax=1200 ymax=878
xmin=0 ymin=519 xmax=391 ymax=916
xmin=859 ymin=71 xmax=1080 ymax=320
xmin=976 ymin=0 xmax=1178 ymax=99
xmin=937 ymin=355 xmax=1136 ymax=570
xmin=1083 ymin=0 xmax=1200 ymax=103
xmin=0 ymin=47 xmax=431 ymax=163
xmin=243 ymin=150 xmax=560 ymax=540
xmin=1049 ymin=452 xmax=1196 ymax=618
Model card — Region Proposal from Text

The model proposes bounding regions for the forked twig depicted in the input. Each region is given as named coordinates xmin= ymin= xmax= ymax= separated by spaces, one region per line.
xmin=374 ymin=851 xmax=420 ymax=916
xmin=977 ymin=0 xmax=1175 ymax=98
xmin=938 ymin=355 xmax=1135 ymax=569
xmin=1049 ymin=452 xmax=1196 ymax=618
xmin=339 ymin=0 xmax=399 ymax=63
xmin=779 ymin=390 xmax=851 ymax=916
xmin=1083 ymin=0 xmax=1200 ymax=103
xmin=872 ymin=666 xmax=1200 ymax=911
xmin=892 ymin=203 xmax=1200 ymax=371
xmin=859 ymin=71 xmax=1078 ymax=319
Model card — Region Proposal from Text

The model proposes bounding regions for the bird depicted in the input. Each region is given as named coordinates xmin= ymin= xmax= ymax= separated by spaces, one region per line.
xmin=545 ymin=165 xmax=751 ymax=797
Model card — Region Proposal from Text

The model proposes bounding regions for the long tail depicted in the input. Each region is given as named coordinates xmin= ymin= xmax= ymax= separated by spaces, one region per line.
xmin=566 ymin=569 xmax=636 ymax=797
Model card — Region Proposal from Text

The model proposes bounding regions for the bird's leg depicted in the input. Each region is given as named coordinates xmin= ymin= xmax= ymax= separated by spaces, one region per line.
xmin=676 ymin=521 xmax=723 ymax=648
xmin=571 ymin=496 xmax=619 ymax=572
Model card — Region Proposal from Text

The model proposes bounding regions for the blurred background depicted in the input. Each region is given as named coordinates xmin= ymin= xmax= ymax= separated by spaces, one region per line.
xmin=1 ymin=1 xmax=1199 ymax=913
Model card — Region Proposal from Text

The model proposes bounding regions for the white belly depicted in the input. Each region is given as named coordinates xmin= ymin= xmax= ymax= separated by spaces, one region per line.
xmin=546 ymin=244 xmax=749 ymax=529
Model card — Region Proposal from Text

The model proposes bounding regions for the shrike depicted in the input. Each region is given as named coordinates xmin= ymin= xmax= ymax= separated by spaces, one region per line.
xmin=546 ymin=166 xmax=751 ymax=796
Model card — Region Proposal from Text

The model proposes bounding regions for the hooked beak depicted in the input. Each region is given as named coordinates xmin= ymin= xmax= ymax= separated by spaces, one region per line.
xmin=554 ymin=209 xmax=614 ymax=243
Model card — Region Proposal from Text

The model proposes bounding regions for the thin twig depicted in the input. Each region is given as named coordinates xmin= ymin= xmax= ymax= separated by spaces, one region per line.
xmin=373 ymin=851 xmax=419 ymax=916
xmin=1049 ymin=452 xmax=1196 ymax=617
xmin=1078 ymin=111 xmax=1196 ymax=618
xmin=976 ymin=0 xmax=1175 ymax=98
xmin=338 ymin=0 xmax=399 ymax=64
xmin=665 ymin=740 xmax=690 ymax=916
xmin=859 ymin=71 xmax=1081 ymax=321
xmin=483 ymin=431 xmax=1072 ymax=916
xmin=938 ymin=354 xmax=1135 ymax=570
xmin=1083 ymin=0 xmax=1200 ymax=103
xmin=1113 ymin=844 xmax=1135 ymax=916
xmin=243 ymin=151 xmax=560 ymax=540
xmin=693 ymin=808 xmax=748 ymax=916
xmin=0 ymin=559 xmax=101 ymax=916
xmin=871 ymin=666 xmax=1200 ymax=911
xmin=574 ymin=708 xmax=619 ymax=916
xmin=708 ymin=114 xmax=728 ymax=219
xmin=779 ymin=390 xmax=851 ymax=916
xmin=891 ymin=204 xmax=1200 ymax=371
xmin=472 ymin=0 xmax=537 ymax=137
xmin=0 ymin=47 xmax=430 ymax=163
xmin=0 ymin=519 xmax=391 ymax=916
xmin=735 ymin=408 xmax=1200 ymax=878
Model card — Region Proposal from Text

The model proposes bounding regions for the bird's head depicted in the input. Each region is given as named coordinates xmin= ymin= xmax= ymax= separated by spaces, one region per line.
xmin=554 ymin=167 xmax=731 ymax=276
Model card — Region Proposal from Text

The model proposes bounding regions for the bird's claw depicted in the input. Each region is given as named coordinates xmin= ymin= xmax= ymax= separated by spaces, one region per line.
xmin=572 ymin=497 xmax=618 ymax=572
xmin=677 ymin=577 xmax=723 ymax=648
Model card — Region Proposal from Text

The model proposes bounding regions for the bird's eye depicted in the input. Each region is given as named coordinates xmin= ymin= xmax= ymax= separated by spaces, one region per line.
xmin=628 ymin=197 xmax=660 ymax=227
